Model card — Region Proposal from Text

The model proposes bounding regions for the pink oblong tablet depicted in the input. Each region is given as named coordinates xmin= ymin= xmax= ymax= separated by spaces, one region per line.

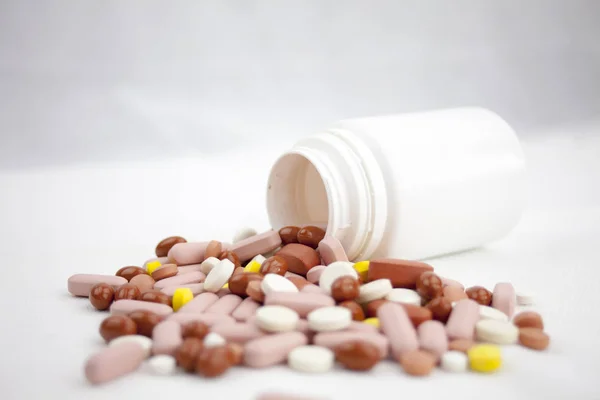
xmin=440 ymin=276 xmax=465 ymax=290
xmin=300 ymin=284 xmax=326 ymax=294
xmin=244 ymin=331 xmax=307 ymax=368
xmin=110 ymin=300 xmax=173 ymax=317
xmin=167 ymin=242 xmax=208 ymax=265
xmin=167 ymin=312 xmax=235 ymax=327
xmin=284 ymin=271 xmax=304 ymax=280
xmin=417 ymin=320 xmax=447 ymax=359
xmin=178 ymin=292 xmax=219 ymax=314
xmin=85 ymin=341 xmax=146 ymax=384
xmin=318 ymin=236 xmax=349 ymax=265
xmin=377 ymin=302 xmax=418 ymax=360
xmin=212 ymin=322 xmax=266 ymax=344
xmin=177 ymin=264 xmax=203 ymax=274
xmin=264 ymin=292 xmax=335 ymax=318
xmin=153 ymin=271 xmax=205 ymax=290
xmin=492 ymin=282 xmax=516 ymax=318
xmin=152 ymin=320 xmax=182 ymax=355
xmin=306 ymin=265 xmax=326 ymax=284
xmin=205 ymin=294 xmax=243 ymax=315
xmin=67 ymin=274 xmax=128 ymax=297
xmin=232 ymin=297 xmax=261 ymax=322
xmin=445 ymin=299 xmax=480 ymax=340
xmin=160 ymin=283 xmax=205 ymax=297
xmin=294 ymin=319 xmax=315 ymax=342
xmin=143 ymin=256 xmax=169 ymax=270
xmin=229 ymin=231 xmax=282 ymax=262
xmin=346 ymin=321 xmax=378 ymax=333
xmin=313 ymin=331 xmax=389 ymax=358
xmin=216 ymin=287 xmax=232 ymax=297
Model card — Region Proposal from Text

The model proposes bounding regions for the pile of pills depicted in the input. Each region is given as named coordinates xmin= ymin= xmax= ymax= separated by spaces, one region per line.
xmin=68 ymin=226 xmax=550 ymax=397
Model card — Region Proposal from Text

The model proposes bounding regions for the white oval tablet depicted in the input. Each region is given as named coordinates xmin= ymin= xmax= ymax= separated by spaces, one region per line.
xmin=203 ymin=259 xmax=235 ymax=292
xmin=385 ymin=288 xmax=422 ymax=306
xmin=479 ymin=305 xmax=509 ymax=322
xmin=318 ymin=262 xmax=358 ymax=294
xmin=232 ymin=227 xmax=258 ymax=244
xmin=441 ymin=351 xmax=468 ymax=372
xmin=108 ymin=335 xmax=153 ymax=358
xmin=199 ymin=257 xmax=220 ymax=275
xmin=203 ymin=332 xmax=227 ymax=348
xmin=288 ymin=345 xmax=334 ymax=373
xmin=147 ymin=355 xmax=177 ymax=375
xmin=256 ymin=305 xmax=300 ymax=333
xmin=357 ymin=279 xmax=393 ymax=303
xmin=307 ymin=306 xmax=352 ymax=332
xmin=475 ymin=319 xmax=519 ymax=345
xmin=261 ymin=273 xmax=299 ymax=295
xmin=516 ymin=291 xmax=534 ymax=306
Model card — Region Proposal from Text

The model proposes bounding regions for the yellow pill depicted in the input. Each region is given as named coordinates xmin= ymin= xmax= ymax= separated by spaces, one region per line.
xmin=222 ymin=283 xmax=229 ymax=289
xmin=244 ymin=260 xmax=261 ymax=274
xmin=146 ymin=260 xmax=162 ymax=275
xmin=353 ymin=261 xmax=370 ymax=282
xmin=363 ymin=317 xmax=380 ymax=329
xmin=172 ymin=288 xmax=194 ymax=312
xmin=468 ymin=344 xmax=502 ymax=373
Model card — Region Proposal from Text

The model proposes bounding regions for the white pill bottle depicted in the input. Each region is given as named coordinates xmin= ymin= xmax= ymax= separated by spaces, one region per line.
xmin=266 ymin=108 xmax=526 ymax=261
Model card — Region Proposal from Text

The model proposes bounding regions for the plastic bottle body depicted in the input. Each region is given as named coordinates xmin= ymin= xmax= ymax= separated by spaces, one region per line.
xmin=266 ymin=108 xmax=526 ymax=261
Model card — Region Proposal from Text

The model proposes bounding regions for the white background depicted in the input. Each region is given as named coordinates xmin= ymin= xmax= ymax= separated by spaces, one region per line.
xmin=1 ymin=1 xmax=600 ymax=399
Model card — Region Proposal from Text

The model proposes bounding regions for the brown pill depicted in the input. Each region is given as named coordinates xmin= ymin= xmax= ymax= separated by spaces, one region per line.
xmin=220 ymin=251 xmax=241 ymax=269
xmin=99 ymin=315 xmax=137 ymax=342
xmin=335 ymin=340 xmax=381 ymax=371
xmin=296 ymin=226 xmax=326 ymax=249
xmin=233 ymin=266 xmax=244 ymax=276
xmin=175 ymin=337 xmax=204 ymax=372
xmin=443 ymin=285 xmax=468 ymax=302
xmin=114 ymin=283 xmax=141 ymax=301
xmin=287 ymin=276 xmax=311 ymax=290
xmin=278 ymin=226 xmax=301 ymax=245
xmin=400 ymin=350 xmax=436 ymax=376
xmin=225 ymin=343 xmax=244 ymax=365
xmin=129 ymin=274 xmax=155 ymax=293
xmin=518 ymin=328 xmax=550 ymax=351
xmin=338 ymin=300 xmax=366 ymax=321
xmin=196 ymin=346 xmax=232 ymax=377
xmin=331 ymin=276 xmax=360 ymax=302
xmin=182 ymin=321 xmax=210 ymax=340
xmin=416 ymin=271 xmax=443 ymax=301
xmin=426 ymin=296 xmax=453 ymax=323
xmin=115 ymin=266 xmax=147 ymax=282
xmin=139 ymin=290 xmax=172 ymax=307
xmin=465 ymin=286 xmax=493 ymax=306
xmin=205 ymin=240 xmax=223 ymax=260
xmin=368 ymin=259 xmax=434 ymax=289
xmin=89 ymin=283 xmax=115 ymax=311
xmin=151 ymin=264 xmax=178 ymax=281
xmin=128 ymin=310 xmax=162 ymax=337
xmin=275 ymin=244 xmax=321 ymax=275
xmin=513 ymin=311 xmax=544 ymax=330
xmin=366 ymin=299 xmax=389 ymax=319
xmin=156 ymin=236 xmax=187 ymax=257
xmin=228 ymin=273 xmax=263 ymax=297
xmin=260 ymin=256 xmax=288 ymax=276
xmin=400 ymin=304 xmax=433 ymax=328
xmin=448 ymin=339 xmax=475 ymax=353
xmin=246 ymin=280 xmax=265 ymax=303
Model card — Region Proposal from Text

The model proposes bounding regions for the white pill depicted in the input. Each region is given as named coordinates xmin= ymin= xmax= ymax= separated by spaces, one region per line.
xmin=250 ymin=254 xmax=267 ymax=266
xmin=517 ymin=291 xmax=535 ymax=306
xmin=385 ymin=288 xmax=422 ymax=306
xmin=288 ymin=345 xmax=334 ymax=373
xmin=441 ymin=351 xmax=468 ymax=372
xmin=203 ymin=332 xmax=227 ymax=348
xmin=146 ymin=355 xmax=177 ymax=375
xmin=357 ymin=279 xmax=393 ymax=303
xmin=108 ymin=335 xmax=153 ymax=358
xmin=475 ymin=319 xmax=519 ymax=345
xmin=232 ymin=227 xmax=258 ymax=244
xmin=256 ymin=305 xmax=300 ymax=332
xmin=199 ymin=257 xmax=220 ymax=275
xmin=261 ymin=273 xmax=299 ymax=295
xmin=479 ymin=305 xmax=509 ymax=322
xmin=307 ymin=306 xmax=352 ymax=332
xmin=319 ymin=262 xmax=358 ymax=294
xmin=203 ymin=259 xmax=235 ymax=292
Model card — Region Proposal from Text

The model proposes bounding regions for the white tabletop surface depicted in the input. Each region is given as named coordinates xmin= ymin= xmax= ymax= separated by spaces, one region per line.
xmin=1 ymin=126 xmax=600 ymax=400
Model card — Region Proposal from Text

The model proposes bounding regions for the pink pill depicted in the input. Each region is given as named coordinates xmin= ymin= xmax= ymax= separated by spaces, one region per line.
xmin=153 ymin=271 xmax=205 ymax=290
xmin=178 ymin=292 xmax=219 ymax=314
xmin=110 ymin=300 xmax=173 ymax=317
xmin=212 ymin=322 xmax=266 ymax=344
xmin=84 ymin=341 xmax=146 ymax=384
xmin=445 ymin=299 xmax=480 ymax=340
xmin=306 ymin=265 xmax=326 ymax=284
xmin=264 ymin=292 xmax=335 ymax=318
xmin=205 ymin=294 xmax=243 ymax=315
xmin=168 ymin=312 xmax=235 ymax=327
xmin=440 ymin=276 xmax=465 ymax=290
xmin=229 ymin=230 xmax=282 ymax=262
xmin=216 ymin=287 xmax=232 ymax=297
xmin=244 ymin=331 xmax=308 ymax=368
xmin=152 ymin=320 xmax=182 ymax=356
xmin=160 ymin=283 xmax=205 ymax=297
xmin=317 ymin=236 xmax=348 ymax=265
xmin=167 ymin=242 xmax=208 ymax=265
xmin=143 ymin=256 xmax=169 ymax=270
xmin=294 ymin=319 xmax=315 ymax=342
xmin=417 ymin=320 xmax=447 ymax=359
xmin=300 ymin=284 xmax=326 ymax=294
xmin=177 ymin=264 xmax=203 ymax=274
xmin=492 ymin=282 xmax=516 ymax=318
xmin=232 ymin=297 xmax=261 ymax=322
xmin=284 ymin=271 xmax=304 ymax=280
xmin=346 ymin=321 xmax=378 ymax=333
xmin=313 ymin=331 xmax=389 ymax=358
xmin=377 ymin=302 xmax=418 ymax=360
xmin=67 ymin=274 xmax=128 ymax=297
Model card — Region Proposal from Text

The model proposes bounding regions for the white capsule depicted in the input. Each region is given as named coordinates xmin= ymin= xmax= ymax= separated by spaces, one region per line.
xmin=288 ymin=345 xmax=334 ymax=373
xmin=256 ymin=305 xmax=299 ymax=333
